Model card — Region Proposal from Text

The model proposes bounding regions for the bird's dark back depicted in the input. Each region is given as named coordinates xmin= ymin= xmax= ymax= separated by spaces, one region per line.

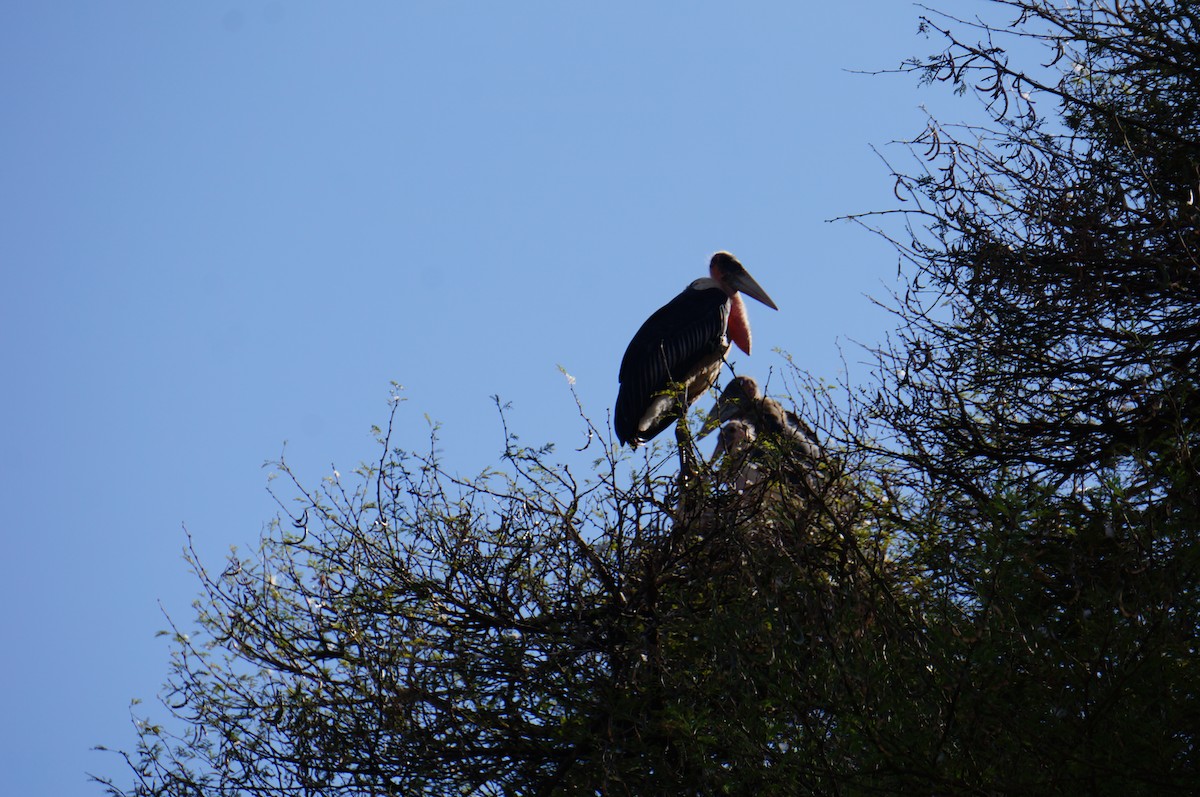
xmin=615 ymin=283 xmax=730 ymax=446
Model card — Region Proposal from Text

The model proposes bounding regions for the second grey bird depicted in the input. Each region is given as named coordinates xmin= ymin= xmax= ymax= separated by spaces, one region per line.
xmin=701 ymin=375 xmax=822 ymax=463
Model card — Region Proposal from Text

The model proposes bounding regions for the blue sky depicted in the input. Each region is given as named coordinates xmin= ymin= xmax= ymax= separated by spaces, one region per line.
xmin=1 ymin=2 xmax=957 ymax=792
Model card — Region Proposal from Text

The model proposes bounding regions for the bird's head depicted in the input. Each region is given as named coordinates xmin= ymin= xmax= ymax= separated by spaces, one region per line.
xmin=699 ymin=375 xmax=762 ymax=439
xmin=711 ymin=418 xmax=756 ymax=462
xmin=709 ymin=252 xmax=779 ymax=310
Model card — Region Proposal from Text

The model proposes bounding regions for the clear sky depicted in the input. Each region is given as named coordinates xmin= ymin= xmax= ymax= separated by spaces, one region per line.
xmin=1 ymin=2 xmax=958 ymax=793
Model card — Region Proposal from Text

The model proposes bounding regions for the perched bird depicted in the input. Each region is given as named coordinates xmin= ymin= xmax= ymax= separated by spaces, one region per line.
xmin=701 ymin=375 xmax=827 ymax=500
xmin=710 ymin=419 xmax=765 ymax=492
xmin=614 ymin=252 xmax=778 ymax=448
xmin=701 ymin=375 xmax=821 ymax=462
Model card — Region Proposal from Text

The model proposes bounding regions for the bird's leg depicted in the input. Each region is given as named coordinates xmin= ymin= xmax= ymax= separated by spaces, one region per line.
xmin=676 ymin=415 xmax=697 ymax=475
xmin=674 ymin=413 xmax=705 ymax=519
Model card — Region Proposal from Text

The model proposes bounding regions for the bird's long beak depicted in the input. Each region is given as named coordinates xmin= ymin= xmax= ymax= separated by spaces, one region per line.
xmin=698 ymin=400 xmax=737 ymax=440
xmin=709 ymin=432 xmax=727 ymax=462
xmin=727 ymin=270 xmax=778 ymax=310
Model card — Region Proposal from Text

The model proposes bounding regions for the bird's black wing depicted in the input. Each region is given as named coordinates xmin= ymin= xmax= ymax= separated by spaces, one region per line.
xmin=615 ymin=283 xmax=729 ymax=446
xmin=783 ymin=408 xmax=818 ymax=441
xmin=756 ymin=400 xmax=824 ymax=465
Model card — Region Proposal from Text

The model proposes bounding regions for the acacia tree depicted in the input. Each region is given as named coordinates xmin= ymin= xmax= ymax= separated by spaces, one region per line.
xmin=853 ymin=0 xmax=1200 ymax=792
xmin=99 ymin=2 xmax=1200 ymax=794
xmin=94 ymin=386 xmax=901 ymax=796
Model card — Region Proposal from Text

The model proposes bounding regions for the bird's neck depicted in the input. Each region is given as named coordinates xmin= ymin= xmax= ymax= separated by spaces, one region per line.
xmin=728 ymin=294 xmax=751 ymax=354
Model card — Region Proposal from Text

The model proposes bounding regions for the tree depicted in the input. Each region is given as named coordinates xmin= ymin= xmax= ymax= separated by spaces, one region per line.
xmin=99 ymin=2 xmax=1200 ymax=794
xmin=851 ymin=0 xmax=1200 ymax=792
xmin=95 ymin=387 xmax=899 ymax=796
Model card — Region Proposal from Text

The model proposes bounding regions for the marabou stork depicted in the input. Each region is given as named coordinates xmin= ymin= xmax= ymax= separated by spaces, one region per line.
xmin=700 ymin=375 xmax=821 ymax=461
xmin=710 ymin=419 xmax=766 ymax=492
xmin=702 ymin=376 xmax=827 ymax=499
xmin=614 ymin=252 xmax=778 ymax=448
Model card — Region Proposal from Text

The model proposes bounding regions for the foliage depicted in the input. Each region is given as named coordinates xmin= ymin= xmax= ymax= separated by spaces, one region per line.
xmin=94 ymin=389 xmax=902 ymax=795
xmin=850 ymin=0 xmax=1200 ymax=792
xmin=99 ymin=2 xmax=1200 ymax=794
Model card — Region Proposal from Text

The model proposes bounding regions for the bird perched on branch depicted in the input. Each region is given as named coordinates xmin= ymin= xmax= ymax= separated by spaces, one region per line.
xmin=709 ymin=419 xmax=766 ymax=493
xmin=701 ymin=376 xmax=820 ymax=458
xmin=614 ymin=253 xmax=778 ymax=448
xmin=702 ymin=375 xmax=826 ymax=495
